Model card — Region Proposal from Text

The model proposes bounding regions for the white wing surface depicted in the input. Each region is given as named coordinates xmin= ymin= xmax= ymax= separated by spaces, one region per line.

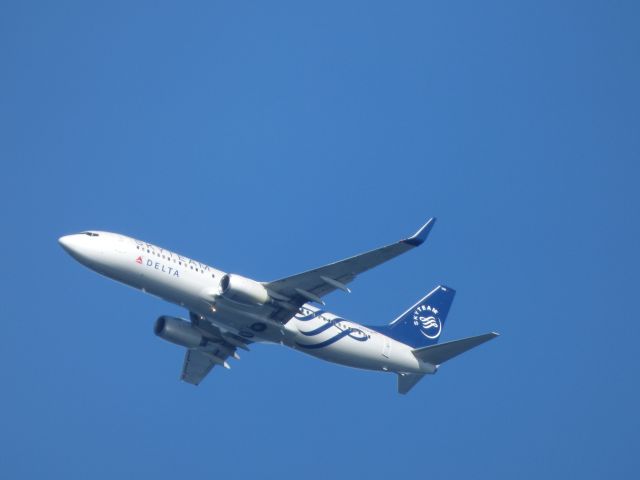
xmin=264 ymin=218 xmax=436 ymax=323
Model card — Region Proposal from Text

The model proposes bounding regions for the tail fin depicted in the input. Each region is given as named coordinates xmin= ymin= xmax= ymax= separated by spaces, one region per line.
xmin=371 ymin=285 xmax=455 ymax=348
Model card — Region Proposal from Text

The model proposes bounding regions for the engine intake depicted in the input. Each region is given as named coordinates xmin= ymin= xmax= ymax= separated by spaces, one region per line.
xmin=218 ymin=274 xmax=270 ymax=305
xmin=154 ymin=316 xmax=204 ymax=349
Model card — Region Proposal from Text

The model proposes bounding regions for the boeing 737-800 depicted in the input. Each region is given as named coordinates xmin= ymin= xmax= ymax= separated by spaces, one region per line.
xmin=59 ymin=218 xmax=498 ymax=394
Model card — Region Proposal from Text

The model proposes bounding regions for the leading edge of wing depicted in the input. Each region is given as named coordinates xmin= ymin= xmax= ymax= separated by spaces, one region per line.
xmin=269 ymin=217 xmax=436 ymax=284
xmin=264 ymin=217 xmax=436 ymax=311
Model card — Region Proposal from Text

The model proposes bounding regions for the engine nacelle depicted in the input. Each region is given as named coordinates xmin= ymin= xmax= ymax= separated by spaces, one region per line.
xmin=218 ymin=273 xmax=270 ymax=305
xmin=154 ymin=316 xmax=204 ymax=349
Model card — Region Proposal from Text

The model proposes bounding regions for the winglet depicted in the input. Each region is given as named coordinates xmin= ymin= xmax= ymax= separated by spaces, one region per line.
xmin=402 ymin=217 xmax=436 ymax=246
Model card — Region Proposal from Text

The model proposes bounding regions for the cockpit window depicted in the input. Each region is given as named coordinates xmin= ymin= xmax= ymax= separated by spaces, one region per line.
xmin=81 ymin=232 xmax=100 ymax=237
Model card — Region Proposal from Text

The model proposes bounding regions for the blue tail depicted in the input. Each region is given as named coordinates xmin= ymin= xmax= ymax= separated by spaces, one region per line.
xmin=370 ymin=286 xmax=456 ymax=348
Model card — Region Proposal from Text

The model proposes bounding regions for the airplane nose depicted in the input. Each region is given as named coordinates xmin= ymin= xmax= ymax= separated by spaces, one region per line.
xmin=59 ymin=235 xmax=70 ymax=248
xmin=59 ymin=233 xmax=104 ymax=269
xmin=58 ymin=235 xmax=78 ymax=255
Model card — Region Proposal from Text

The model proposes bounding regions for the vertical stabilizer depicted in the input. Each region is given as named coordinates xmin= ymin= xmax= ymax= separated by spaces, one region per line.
xmin=369 ymin=285 xmax=456 ymax=349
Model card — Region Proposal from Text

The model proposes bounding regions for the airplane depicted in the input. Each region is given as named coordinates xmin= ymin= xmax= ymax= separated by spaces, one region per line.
xmin=58 ymin=218 xmax=498 ymax=394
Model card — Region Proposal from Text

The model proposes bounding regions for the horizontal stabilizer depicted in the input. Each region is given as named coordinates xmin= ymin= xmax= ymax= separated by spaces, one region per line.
xmin=412 ymin=332 xmax=499 ymax=366
xmin=397 ymin=373 xmax=425 ymax=395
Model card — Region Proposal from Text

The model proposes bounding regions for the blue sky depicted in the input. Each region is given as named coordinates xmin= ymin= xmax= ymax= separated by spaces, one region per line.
xmin=1 ymin=1 xmax=639 ymax=478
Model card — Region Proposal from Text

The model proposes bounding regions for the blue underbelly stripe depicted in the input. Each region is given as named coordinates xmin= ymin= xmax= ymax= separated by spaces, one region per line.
xmin=296 ymin=329 xmax=352 ymax=349
xmin=299 ymin=321 xmax=335 ymax=336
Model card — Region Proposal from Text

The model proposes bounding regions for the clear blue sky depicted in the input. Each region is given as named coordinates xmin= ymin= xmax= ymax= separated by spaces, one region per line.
xmin=1 ymin=1 xmax=639 ymax=478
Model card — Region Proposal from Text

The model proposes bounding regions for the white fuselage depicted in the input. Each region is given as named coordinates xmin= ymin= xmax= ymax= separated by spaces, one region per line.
xmin=59 ymin=231 xmax=431 ymax=375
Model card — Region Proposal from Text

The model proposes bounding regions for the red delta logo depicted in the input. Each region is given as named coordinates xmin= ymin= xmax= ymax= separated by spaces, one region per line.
xmin=135 ymin=256 xmax=143 ymax=264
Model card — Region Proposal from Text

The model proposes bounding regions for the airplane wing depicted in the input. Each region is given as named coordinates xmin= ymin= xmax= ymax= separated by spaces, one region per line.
xmin=264 ymin=218 xmax=436 ymax=323
xmin=180 ymin=312 xmax=249 ymax=385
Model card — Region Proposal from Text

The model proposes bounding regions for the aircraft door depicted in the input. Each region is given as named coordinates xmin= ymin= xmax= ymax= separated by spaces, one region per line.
xmin=382 ymin=338 xmax=391 ymax=358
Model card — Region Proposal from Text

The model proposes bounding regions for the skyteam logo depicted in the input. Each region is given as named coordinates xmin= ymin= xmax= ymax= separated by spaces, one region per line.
xmin=413 ymin=304 xmax=442 ymax=340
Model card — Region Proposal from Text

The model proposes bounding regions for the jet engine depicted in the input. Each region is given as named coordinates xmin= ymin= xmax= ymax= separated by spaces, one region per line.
xmin=154 ymin=316 xmax=204 ymax=348
xmin=218 ymin=274 xmax=270 ymax=305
